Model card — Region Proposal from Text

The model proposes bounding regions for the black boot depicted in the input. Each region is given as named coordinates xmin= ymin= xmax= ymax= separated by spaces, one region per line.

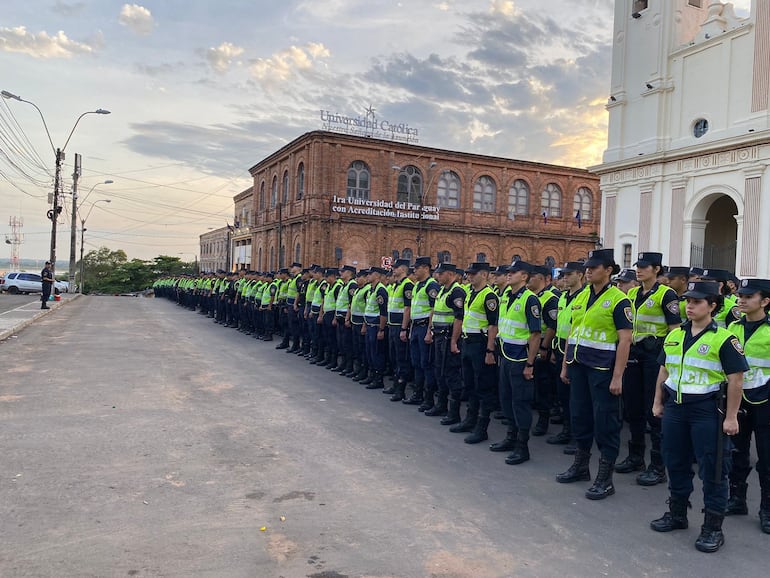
xmin=425 ymin=391 xmax=448 ymax=416
xmin=464 ymin=416 xmax=490 ymax=444
xmin=321 ymin=351 xmax=336 ymax=368
xmin=637 ymin=449 xmax=667 ymax=486
xmin=650 ymin=496 xmax=690 ymax=532
xmin=403 ymin=380 xmax=424 ymax=406
xmin=546 ymin=423 xmax=571 ymax=445
xmin=441 ymin=400 xmax=461 ymax=426
xmin=615 ymin=441 xmax=646 ymax=474
xmin=418 ymin=386 xmax=435 ymax=412
xmin=694 ymin=511 xmax=725 ymax=553
xmin=329 ymin=355 xmax=345 ymax=372
xmin=761 ymin=481 xmax=770 ymax=534
xmin=449 ymin=408 xmax=478 ymax=433
xmin=390 ymin=381 xmax=406 ymax=402
xmin=360 ymin=370 xmax=374 ymax=385
xmin=351 ymin=364 xmax=368 ymax=382
xmin=365 ymin=371 xmax=384 ymax=389
xmin=505 ymin=431 xmax=530 ymax=465
xmin=725 ymin=481 xmax=749 ymax=516
xmin=489 ymin=428 xmax=517 ymax=452
xmin=382 ymin=374 xmax=397 ymax=394
xmin=340 ymin=358 xmax=355 ymax=377
xmin=585 ymin=457 xmax=615 ymax=500
xmin=556 ymin=449 xmax=592 ymax=483
xmin=532 ymin=411 xmax=550 ymax=436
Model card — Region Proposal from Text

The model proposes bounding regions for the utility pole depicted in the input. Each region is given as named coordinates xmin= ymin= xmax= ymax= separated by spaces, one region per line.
xmin=69 ymin=153 xmax=81 ymax=287
xmin=49 ymin=148 xmax=63 ymax=272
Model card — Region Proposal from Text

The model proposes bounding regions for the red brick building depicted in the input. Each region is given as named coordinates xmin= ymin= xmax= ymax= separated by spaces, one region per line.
xmin=231 ymin=131 xmax=600 ymax=270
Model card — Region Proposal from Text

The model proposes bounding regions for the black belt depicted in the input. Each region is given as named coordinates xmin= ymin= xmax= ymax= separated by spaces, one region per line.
xmin=432 ymin=327 xmax=451 ymax=335
xmin=462 ymin=333 xmax=486 ymax=343
xmin=412 ymin=319 xmax=430 ymax=327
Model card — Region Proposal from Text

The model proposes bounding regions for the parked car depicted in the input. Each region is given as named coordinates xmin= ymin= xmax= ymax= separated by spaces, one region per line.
xmin=0 ymin=271 xmax=68 ymax=295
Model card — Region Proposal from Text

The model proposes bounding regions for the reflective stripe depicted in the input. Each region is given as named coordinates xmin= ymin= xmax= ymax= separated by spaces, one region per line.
xmin=500 ymin=337 xmax=527 ymax=345
xmin=664 ymin=381 xmax=721 ymax=395
xmin=574 ymin=338 xmax=617 ymax=351
xmin=746 ymin=356 xmax=770 ymax=368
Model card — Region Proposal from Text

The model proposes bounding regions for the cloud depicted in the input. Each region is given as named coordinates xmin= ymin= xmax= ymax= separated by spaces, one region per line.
xmin=119 ymin=4 xmax=155 ymax=36
xmin=250 ymin=42 xmax=330 ymax=85
xmin=134 ymin=61 xmax=186 ymax=77
xmin=52 ymin=1 xmax=86 ymax=16
xmin=0 ymin=26 xmax=95 ymax=58
xmin=205 ymin=42 xmax=244 ymax=73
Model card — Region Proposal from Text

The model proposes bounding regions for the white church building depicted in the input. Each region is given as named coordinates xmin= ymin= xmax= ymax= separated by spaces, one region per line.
xmin=592 ymin=0 xmax=770 ymax=277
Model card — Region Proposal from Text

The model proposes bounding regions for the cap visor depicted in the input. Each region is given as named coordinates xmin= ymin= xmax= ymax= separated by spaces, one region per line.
xmin=682 ymin=290 xmax=710 ymax=299
xmin=737 ymin=287 xmax=759 ymax=295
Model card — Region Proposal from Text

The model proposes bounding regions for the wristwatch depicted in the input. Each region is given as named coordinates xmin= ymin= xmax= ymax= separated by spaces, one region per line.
xmin=485 ymin=349 xmax=495 ymax=354
xmin=526 ymin=362 xmax=535 ymax=368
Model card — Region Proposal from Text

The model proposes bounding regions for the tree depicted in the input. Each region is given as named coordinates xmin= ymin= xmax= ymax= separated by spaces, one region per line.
xmin=77 ymin=248 xmax=197 ymax=293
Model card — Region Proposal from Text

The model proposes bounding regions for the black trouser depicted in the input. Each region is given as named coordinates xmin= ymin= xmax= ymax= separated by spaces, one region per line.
xmin=731 ymin=397 xmax=770 ymax=484
xmin=569 ymin=363 xmax=623 ymax=462
xmin=554 ymin=349 xmax=570 ymax=425
xmin=533 ymin=353 xmax=557 ymax=414
xmin=41 ymin=282 xmax=52 ymax=304
xmin=389 ymin=326 xmax=411 ymax=382
xmin=499 ymin=357 xmax=534 ymax=430
xmin=434 ymin=332 xmax=463 ymax=401
xmin=287 ymin=302 xmax=300 ymax=346
xmin=261 ymin=306 xmax=274 ymax=336
xmin=623 ymin=343 xmax=663 ymax=452
xmin=336 ymin=316 xmax=352 ymax=358
xmin=352 ymin=323 xmax=366 ymax=366
xmin=322 ymin=312 xmax=337 ymax=357
xmin=461 ymin=337 xmax=497 ymax=416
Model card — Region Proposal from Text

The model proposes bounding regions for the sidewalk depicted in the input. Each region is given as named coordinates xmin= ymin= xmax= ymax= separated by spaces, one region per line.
xmin=0 ymin=293 xmax=82 ymax=341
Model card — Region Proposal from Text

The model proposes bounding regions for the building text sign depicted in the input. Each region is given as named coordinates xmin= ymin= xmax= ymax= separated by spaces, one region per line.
xmin=320 ymin=106 xmax=419 ymax=144
xmin=332 ymin=196 xmax=439 ymax=221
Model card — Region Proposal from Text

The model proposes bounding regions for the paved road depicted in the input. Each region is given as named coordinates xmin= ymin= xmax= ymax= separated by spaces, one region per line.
xmin=1 ymin=296 xmax=766 ymax=578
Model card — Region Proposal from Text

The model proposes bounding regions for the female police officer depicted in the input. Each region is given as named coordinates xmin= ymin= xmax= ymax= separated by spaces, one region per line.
xmin=726 ymin=278 xmax=770 ymax=534
xmin=650 ymin=281 xmax=748 ymax=553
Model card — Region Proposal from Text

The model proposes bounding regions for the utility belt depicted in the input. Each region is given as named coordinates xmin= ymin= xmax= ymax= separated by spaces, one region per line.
xmin=630 ymin=335 xmax=664 ymax=358
xmin=462 ymin=333 xmax=487 ymax=344
xmin=432 ymin=325 xmax=452 ymax=336
xmin=287 ymin=298 xmax=296 ymax=305
xmin=310 ymin=305 xmax=321 ymax=313
xmin=365 ymin=318 xmax=380 ymax=328
xmin=411 ymin=318 xmax=430 ymax=327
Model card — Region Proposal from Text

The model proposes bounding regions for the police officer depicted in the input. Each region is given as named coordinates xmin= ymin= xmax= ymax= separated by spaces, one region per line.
xmin=347 ymin=269 xmax=371 ymax=380
xmin=331 ymin=265 xmax=357 ymax=373
xmin=548 ymin=262 xmax=587 ymax=451
xmin=408 ymin=256 xmax=440 ymax=410
xmin=362 ymin=267 xmax=389 ymax=388
xmin=528 ymin=265 xmax=560 ymax=437
xmin=427 ymin=262 xmax=466 ymax=420
xmin=664 ymin=266 xmax=690 ymax=322
xmin=40 ymin=260 xmax=54 ymax=309
xmin=278 ymin=263 xmax=302 ymax=350
xmin=450 ymin=262 xmax=499 ymax=444
xmin=701 ymin=269 xmax=741 ymax=328
xmin=319 ymin=268 xmax=342 ymax=368
xmin=386 ymin=259 xmax=414 ymax=401
xmin=617 ymin=252 xmax=682 ymax=486
xmin=490 ymin=261 xmax=541 ymax=464
xmin=615 ymin=268 xmax=638 ymax=294
xmin=650 ymin=280 xmax=747 ymax=553
xmin=726 ymin=278 xmax=770 ymax=533
xmin=304 ymin=265 xmax=321 ymax=357
xmin=309 ymin=267 xmax=328 ymax=363
xmin=557 ymin=249 xmax=632 ymax=500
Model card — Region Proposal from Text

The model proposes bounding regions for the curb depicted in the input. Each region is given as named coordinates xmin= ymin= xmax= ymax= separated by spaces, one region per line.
xmin=0 ymin=293 xmax=83 ymax=342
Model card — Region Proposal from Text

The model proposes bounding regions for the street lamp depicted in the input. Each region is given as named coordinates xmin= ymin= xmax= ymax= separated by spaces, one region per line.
xmin=392 ymin=161 xmax=438 ymax=255
xmin=1 ymin=89 xmax=110 ymax=273
xmin=79 ymin=199 xmax=111 ymax=293
xmin=71 ymin=179 xmax=112 ymax=287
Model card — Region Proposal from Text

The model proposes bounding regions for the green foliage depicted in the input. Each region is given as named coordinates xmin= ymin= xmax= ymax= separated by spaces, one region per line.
xmin=78 ymin=247 xmax=197 ymax=293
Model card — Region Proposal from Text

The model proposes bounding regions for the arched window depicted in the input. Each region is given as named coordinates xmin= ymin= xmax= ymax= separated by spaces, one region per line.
xmin=397 ymin=165 xmax=422 ymax=204
xmin=271 ymin=176 xmax=278 ymax=208
xmin=508 ymin=179 xmax=529 ymax=218
xmin=437 ymin=250 xmax=451 ymax=263
xmin=436 ymin=170 xmax=460 ymax=208
xmin=476 ymin=252 xmax=487 ymax=263
xmin=259 ymin=181 xmax=265 ymax=211
xmin=282 ymin=170 xmax=289 ymax=204
xmin=295 ymin=243 xmax=301 ymax=264
xmin=279 ymin=245 xmax=285 ymax=268
xmin=269 ymin=246 xmax=275 ymax=270
xmin=347 ymin=161 xmax=370 ymax=200
xmin=258 ymin=247 xmax=262 ymax=270
xmin=473 ymin=176 xmax=496 ymax=213
xmin=544 ymin=256 xmax=556 ymax=268
xmin=541 ymin=183 xmax=562 ymax=218
xmin=402 ymin=247 xmax=414 ymax=262
xmin=296 ymin=163 xmax=305 ymax=201
xmin=573 ymin=187 xmax=593 ymax=221
xmin=512 ymin=254 xmax=522 ymax=263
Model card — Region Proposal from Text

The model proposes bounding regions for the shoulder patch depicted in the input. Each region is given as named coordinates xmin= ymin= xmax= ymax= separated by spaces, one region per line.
xmin=428 ymin=288 xmax=439 ymax=299
xmin=531 ymin=305 xmax=541 ymax=318
xmin=377 ymin=295 xmax=384 ymax=305
xmin=549 ymin=308 xmax=558 ymax=320
xmin=486 ymin=298 xmax=498 ymax=312
xmin=730 ymin=307 xmax=741 ymax=321
xmin=624 ymin=307 xmax=633 ymax=322
xmin=667 ymin=301 xmax=681 ymax=315
xmin=404 ymin=289 xmax=413 ymax=300
xmin=731 ymin=337 xmax=745 ymax=355
xmin=453 ymin=297 xmax=464 ymax=309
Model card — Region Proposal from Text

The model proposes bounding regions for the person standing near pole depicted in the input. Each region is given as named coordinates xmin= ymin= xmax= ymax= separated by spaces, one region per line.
xmin=40 ymin=260 xmax=54 ymax=309
xmin=725 ymin=278 xmax=770 ymax=534
xmin=557 ymin=249 xmax=632 ymax=500
xmin=650 ymin=280 xmax=747 ymax=553
xmin=386 ymin=259 xmax=414 ymax=401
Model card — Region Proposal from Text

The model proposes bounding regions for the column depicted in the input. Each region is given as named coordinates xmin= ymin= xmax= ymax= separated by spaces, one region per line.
xmin=638 ymin=184 xmax=654 ymax=252
xmin=602 ymin=190 xmax=617 ymax=248
xmin=740 ymin=169 xmax=764 ymax=276
xmin=669 ymin=181 xmax=687 ymax=264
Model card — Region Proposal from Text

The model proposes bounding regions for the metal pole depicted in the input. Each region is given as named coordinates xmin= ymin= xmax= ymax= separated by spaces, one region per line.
xmin=278 ymin=201 xmax=283 ymax=268
xmin=68 ymin=153 xmax=81 ymax=289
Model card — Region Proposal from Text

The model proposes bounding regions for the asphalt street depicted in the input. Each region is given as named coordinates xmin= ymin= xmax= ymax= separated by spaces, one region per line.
xmin=0 ymin=296 xmax=767 ymax=578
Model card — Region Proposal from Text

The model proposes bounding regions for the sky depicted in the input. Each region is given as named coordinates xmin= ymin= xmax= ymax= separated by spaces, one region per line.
xmin=0 ymin=0 xmax=753 ymax=263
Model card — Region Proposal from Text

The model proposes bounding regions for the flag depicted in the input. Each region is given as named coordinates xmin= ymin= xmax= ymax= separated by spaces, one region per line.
xmin=575 ymin=210 xmax=582 ymax=229
xmin=542 ymin=210 xmax=548 ymax=224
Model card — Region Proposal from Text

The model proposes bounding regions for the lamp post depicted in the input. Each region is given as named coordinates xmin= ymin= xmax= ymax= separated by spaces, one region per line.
xmin=392 ymin=161 xmax=438 ymax=255
xmin=71 ymin=179 xmax=112 ymax=289
xmin=1 ymin=90 xmax=110 ymax=273
xmin=79 ymin=199 xmax=111 ymax=293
